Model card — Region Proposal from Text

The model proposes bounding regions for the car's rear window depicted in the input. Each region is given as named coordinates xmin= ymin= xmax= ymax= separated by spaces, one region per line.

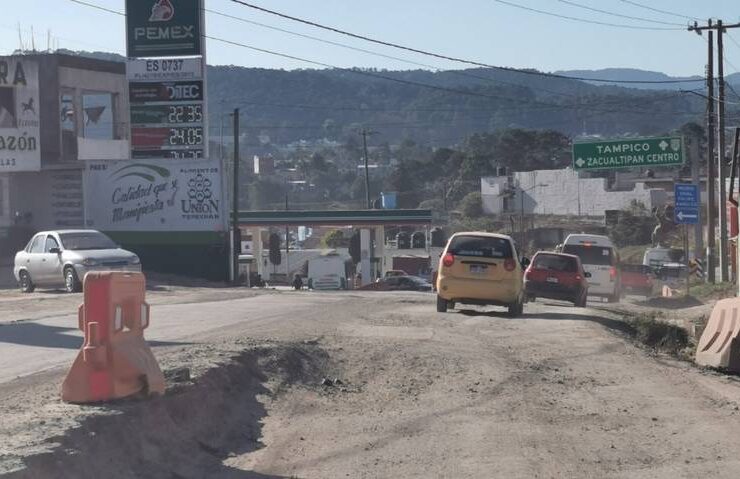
xmin=562 ymin=244 xmax=613 ymax=266
xmin=448 ymin=235 xmax=513 ymax=259
xmin=622 ymin=264 xmax=652 ymax=274
xmin=532 ymin=254 xmax=577 ymax=272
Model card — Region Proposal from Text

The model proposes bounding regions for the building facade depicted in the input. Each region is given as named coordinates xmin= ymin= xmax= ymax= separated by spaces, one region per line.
xmin=481 ymin=168 xmax=669 ymax=218
xmin=0 ymin=53 xmax=127 ymax=261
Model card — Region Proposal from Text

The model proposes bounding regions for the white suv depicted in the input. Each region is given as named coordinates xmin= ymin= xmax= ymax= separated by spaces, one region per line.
xmin=561 ymin=234 xmax=620 ymax=302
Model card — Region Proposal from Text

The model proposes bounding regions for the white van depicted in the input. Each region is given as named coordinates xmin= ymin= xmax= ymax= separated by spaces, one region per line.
xmin=561 ymin=234 xmax=620 ymax=302
xmin=307 ymin=255 xmax=347 ymax=290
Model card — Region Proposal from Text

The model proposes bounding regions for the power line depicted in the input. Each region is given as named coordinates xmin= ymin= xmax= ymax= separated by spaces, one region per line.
xmin=206 ymin=8 xmax=580 ymax=100
xmin=615 ymin=0 xmax=700 ymax=22
xmin=227 ymin=0 xmax=703 ymax=84
xmin=556 ymin=0 xmax=684 ymax=27
xmin=67 ymin=0 xmax=122 ymax=16
xmin=727 ymin=31 xmax=740 ymax=53
xmin=66 ymin=0 xmax=705 ymax=119
xmin=491 ymin=0 xmax=683 ymax=31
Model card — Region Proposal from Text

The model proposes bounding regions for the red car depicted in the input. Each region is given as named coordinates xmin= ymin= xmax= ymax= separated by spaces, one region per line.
xmin=524 ymin=252 xmax=590 ymax=307
xmin=620 ymin=264 xmax=655 ymax=298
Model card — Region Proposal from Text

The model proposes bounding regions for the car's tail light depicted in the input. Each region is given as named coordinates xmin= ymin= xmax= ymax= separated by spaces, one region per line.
xmin=610 ymin=267 xmax=617 ymax=280
xmin=575 ymin=274 xmax=582 ymax=281
xmin=504 ymin=258 xmax=516 ymax=271
xmin=442 ymin=253 xmax=455 ymax=267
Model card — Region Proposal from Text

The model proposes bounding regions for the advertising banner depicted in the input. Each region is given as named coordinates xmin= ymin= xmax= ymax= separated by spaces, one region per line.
xmin=0 ymin=57 xmax=40 ymax=172
xmin=126 ymin=0 xmax=203 ymax=58
xmin=84 ymin=159 xmax=225 ymax=231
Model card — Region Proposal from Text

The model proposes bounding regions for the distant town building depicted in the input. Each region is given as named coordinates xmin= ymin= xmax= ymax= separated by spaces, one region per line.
xmin=253 ymin=155 xmax=275 ymax=175
xmin=481 ymin=168 xmax=668 ymax=217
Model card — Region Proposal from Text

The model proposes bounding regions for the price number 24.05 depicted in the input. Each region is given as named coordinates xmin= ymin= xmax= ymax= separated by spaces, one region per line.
xmin=169 ymin=127 xmax=204 ymax=146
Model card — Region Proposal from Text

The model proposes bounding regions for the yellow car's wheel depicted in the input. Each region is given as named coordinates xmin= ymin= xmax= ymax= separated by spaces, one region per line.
xmin=436 ymin=295 xmax=448 ymax=313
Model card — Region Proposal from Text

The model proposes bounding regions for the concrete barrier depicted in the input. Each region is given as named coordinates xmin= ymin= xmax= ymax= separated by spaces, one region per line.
xmin=695 ymin=297 xmax=740 ymax=371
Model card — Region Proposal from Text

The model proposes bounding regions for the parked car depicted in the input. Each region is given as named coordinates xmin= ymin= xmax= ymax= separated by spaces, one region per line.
xmin=435 ymin=232 xmax=526 ymax=317
xmin=14 ymin=230 xmax=141 ymax=293
xmin=383 ymin=270 xmax=406 ymax=279
xmin=560 ymin=234 xmax=621 ymax=303
xmin=620 ymin=264 xmax=655 ymax=298
xmin=524 ymin=252 xmax=590 ymax=307
xmin=362 ymin=275 xmax=432 ymax=292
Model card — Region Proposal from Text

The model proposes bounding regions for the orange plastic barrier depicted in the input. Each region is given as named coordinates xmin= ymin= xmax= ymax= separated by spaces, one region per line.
xmin=695 ymin=297 xmax=740 ymax=372
xmin=61 ymin=272 xmax=165 ymax=403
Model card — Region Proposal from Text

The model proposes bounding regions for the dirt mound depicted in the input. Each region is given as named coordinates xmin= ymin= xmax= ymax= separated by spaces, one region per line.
xmin=6 ymin=343 xmax=329 ymax=479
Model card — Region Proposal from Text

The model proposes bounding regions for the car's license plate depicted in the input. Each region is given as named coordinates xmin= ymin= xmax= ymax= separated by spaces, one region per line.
xmin=546 ymin=277 xmax=559 ymax=283
xmin=470 ymin=265 xmax=487 ymax=274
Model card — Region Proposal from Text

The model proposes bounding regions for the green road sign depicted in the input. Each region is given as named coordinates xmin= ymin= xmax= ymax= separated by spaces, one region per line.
xmin=572 ymin=136 xmax=684 ymax=171
xmin=126 ymin=0 xmax=203 ymax=58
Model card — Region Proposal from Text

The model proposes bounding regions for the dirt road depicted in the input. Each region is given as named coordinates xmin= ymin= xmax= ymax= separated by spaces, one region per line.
xmin=2 ymin=290 xmax=740 ymax=478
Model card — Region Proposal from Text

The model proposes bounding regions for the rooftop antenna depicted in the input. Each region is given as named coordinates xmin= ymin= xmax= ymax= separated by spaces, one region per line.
xmin=17 ymin=23 xmax=25 ymax=53
xmin=30 ymin=26 xmax=36 ymax=52
xmin=47 ymin=29 xmax=51 ymax=52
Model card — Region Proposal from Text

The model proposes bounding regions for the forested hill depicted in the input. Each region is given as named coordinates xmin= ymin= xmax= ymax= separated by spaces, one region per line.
xmin=206 ymin=66 xmax=709 ymax=145
xmin=65 ymin=50 xmax=715 ymax=145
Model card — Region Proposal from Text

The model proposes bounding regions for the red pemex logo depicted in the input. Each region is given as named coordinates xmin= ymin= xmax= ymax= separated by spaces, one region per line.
xmin=149 ymin=0 xmax=175 ymax=22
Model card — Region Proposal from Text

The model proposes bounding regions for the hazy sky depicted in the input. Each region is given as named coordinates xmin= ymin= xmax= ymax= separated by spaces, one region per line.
xmin=2 ymin=0 xmax=740 ymax=76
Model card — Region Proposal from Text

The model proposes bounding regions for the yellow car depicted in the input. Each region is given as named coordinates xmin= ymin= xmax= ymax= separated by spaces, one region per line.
xmin=435 ymin=232 xmax=527 ymax=317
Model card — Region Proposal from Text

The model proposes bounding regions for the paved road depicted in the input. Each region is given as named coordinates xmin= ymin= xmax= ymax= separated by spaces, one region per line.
xmin=0 ymin=291 xmax=338 ymax=383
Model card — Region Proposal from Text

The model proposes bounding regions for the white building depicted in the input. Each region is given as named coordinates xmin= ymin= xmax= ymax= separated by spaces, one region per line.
xmin=481 ymin=168 xmax=668 ymax=217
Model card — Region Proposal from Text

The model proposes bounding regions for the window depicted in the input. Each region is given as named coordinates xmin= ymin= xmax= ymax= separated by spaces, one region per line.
xmin=28 ymin=235 xmax=44 ymax=254
xmin=447 ymin=235 xmax=513 ymax=259
xmin=82 ymin=93 xmax=114 ymax=140
xmin=44 ymin=236 xmax=59 ymax=253
xmin=562 ymin=245 xmax=613 ymax=266
xmin=533 ymin=254 xmax=577 ymax=272
xmin=60 ymin=91 xmax=77 ymax=159
xmin=0 ymin=87 xmax=17 ymax=128
xmin=59 ymin=231 xmax=116 ymax=250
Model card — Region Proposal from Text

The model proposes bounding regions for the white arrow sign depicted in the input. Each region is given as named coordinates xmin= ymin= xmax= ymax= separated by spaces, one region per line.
xmin=677 ymin=211 xmax=698 ymax=221
xmin=659 ymin=140 xmax=669 ymax=151
xmin=575 ymin=157 xmax=585 ymax=167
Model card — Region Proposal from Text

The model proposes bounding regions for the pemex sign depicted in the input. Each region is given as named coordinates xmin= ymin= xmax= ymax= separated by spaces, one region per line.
xmin=126 ymin=0 xmax=203 ymax=58
xmin=572 ymin=136 xmax=684 ymax=171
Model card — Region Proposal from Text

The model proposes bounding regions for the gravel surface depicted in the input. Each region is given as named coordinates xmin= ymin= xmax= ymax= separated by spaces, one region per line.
xmin=2 ymin=291 xmax=740 ymax=478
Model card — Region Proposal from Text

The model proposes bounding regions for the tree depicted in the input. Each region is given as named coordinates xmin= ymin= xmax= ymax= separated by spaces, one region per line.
xmin=269 ymin=233 xmax=282 ymax=273
xmin=322 ymin=229 xmax=345 ymax=248
xmin=607 ymin=201 xmax=654 ymax=247
xmin=458 ymin=192 xmax=484 ymax=218
xmin=349 ymin=230 xmax=361 ymax=265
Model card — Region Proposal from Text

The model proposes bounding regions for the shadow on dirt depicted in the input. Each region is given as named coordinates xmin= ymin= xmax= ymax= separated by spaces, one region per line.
xmin=455 ymin=308 xmax=635 ymax=336
xmin=6 ymin=344 xmax=329 ymax=478
xmin=0 ymin=322 xmax=189 ymax=350
xmin=634 ymin=296 xmax=703 ymax=310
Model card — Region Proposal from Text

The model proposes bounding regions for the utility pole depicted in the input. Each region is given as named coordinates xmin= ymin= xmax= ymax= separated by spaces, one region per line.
xmin=285 ymin=178 xmax=290 ymax=283
xmin=689 ymin=134 xmax=704 ymax=261
xmin=689 ymin=19 xmax=740 ymax=283
xmin=707 ymin=25 xmax=717 ymax=284
xmin=360 ymin=129 xmax=375 ymax=209
xmin=231 ymin=109 xmax=241 ymax=284
xmin=718 ymin=20 xmax=729 ymax=282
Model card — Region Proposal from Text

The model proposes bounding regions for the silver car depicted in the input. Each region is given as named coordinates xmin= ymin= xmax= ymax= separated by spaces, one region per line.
xmin=14 ymin=229 xmax=141 ymax=293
